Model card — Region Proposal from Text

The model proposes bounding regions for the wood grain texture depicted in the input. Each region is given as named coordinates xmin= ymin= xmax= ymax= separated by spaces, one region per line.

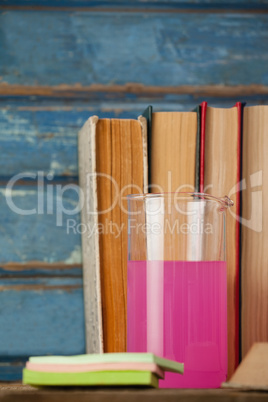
xmin=1 ymin=0 xmax=268 ymax=11
xmin=241 ymin=106 xmax=268 ymax=358
xmin=2 ymin=84 xmax=268 ymax=97
xmin=0 ymin=143 xmax=84 ymax=380
xmin=0 ymin=386 xmax=268 ymax=402
xmin=2 ymin=96 xmax=268 ymax=179
xmin=0 ymin=185 xmax=81 ymax=263
xmin=0 ymin=106 xmax=83 ymax=178
xmin=1 ymin=11 xmax=268 ymax=87
xmin=0 ymin=364 xmax=27 ymax=382
xmin=0 ymin=262 xmax=82 ymax=277
xmin=0 ymin=277 xmax=85 ymax=357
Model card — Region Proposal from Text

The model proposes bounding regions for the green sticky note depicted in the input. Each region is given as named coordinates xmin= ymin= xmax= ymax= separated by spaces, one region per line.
xmin=23 ymin=369 xmax=159 ymax=388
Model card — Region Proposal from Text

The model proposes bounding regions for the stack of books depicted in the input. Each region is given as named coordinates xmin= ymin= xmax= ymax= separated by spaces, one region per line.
xmin=23 ymin=353 xmax=184 ymax=388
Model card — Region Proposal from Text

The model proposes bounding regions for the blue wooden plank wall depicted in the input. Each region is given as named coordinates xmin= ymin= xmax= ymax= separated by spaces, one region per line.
xmin=0 ymin=0 xmax=268 ymax=380
xmin=2 ymin=1 xmax=268 ymax=10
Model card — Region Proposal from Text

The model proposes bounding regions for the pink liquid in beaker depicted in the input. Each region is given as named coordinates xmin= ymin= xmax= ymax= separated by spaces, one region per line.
xmin=127 ymin=260 xmax=227 ymax=388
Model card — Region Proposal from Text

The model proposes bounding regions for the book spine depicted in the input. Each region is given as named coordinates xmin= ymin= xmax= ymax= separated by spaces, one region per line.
xmin=194 ymin=106 xmax=201 ymax=192
xmin=78 ymin=116 xmax=103 ymax=354
xmin=138 ymin=115 xmax=149 ymax=192
xmin=142 ymin=106 xmax=153 ymax=190
xmin=235 ymin=102 xmax=242 ymax=368
xmin=237 ymin=102 xmax=246 ymax=364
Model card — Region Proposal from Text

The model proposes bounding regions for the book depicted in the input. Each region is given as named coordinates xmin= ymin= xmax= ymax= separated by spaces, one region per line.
xmin=145 ymin=107 xmax=199 ymax=193
xmin=23 ymin=369 xmax=159 ymax=388
xmin=78 ymin=117 xmax=148 ymax=353
xmin=141 ymin=107 xmax=200 ymax=355
xmin=201 ymin=103 xmax=242 ymax=377
xmin=241 ymin=106 xmax=268 ymax=358
xmin=28 ymin=353 xmax=184 ymax=373
xmin=222 ymin=343 xmax=268 ymax=391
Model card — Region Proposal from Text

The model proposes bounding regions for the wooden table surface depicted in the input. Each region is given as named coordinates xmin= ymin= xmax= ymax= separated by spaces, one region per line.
xmin=0 ymin=383 xmax=267 ymax=402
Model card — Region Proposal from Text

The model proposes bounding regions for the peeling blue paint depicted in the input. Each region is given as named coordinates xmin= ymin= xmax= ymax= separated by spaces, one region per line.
xmin=0 ymin=11 xmax=268 ymax=86
xmin=0 ymin=185 xmax=81 ymax=263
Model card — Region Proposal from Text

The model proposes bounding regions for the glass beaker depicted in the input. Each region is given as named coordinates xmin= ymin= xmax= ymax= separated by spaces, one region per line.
xmin=127 ymin=193 xmax=233 ymax=388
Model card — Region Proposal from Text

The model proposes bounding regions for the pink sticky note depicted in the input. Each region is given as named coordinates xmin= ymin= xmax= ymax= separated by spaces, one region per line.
xmin=25 ymin=362 xmax=165 ymax=379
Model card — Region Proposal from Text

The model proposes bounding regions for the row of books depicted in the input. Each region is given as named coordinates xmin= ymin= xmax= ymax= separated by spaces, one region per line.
xmin=78 ymin=102 xmax=268 ymax=379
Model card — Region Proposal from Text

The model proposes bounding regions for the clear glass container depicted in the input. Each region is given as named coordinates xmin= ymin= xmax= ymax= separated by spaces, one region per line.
xmin=127 ymin=192 xmax=233 ymax=388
